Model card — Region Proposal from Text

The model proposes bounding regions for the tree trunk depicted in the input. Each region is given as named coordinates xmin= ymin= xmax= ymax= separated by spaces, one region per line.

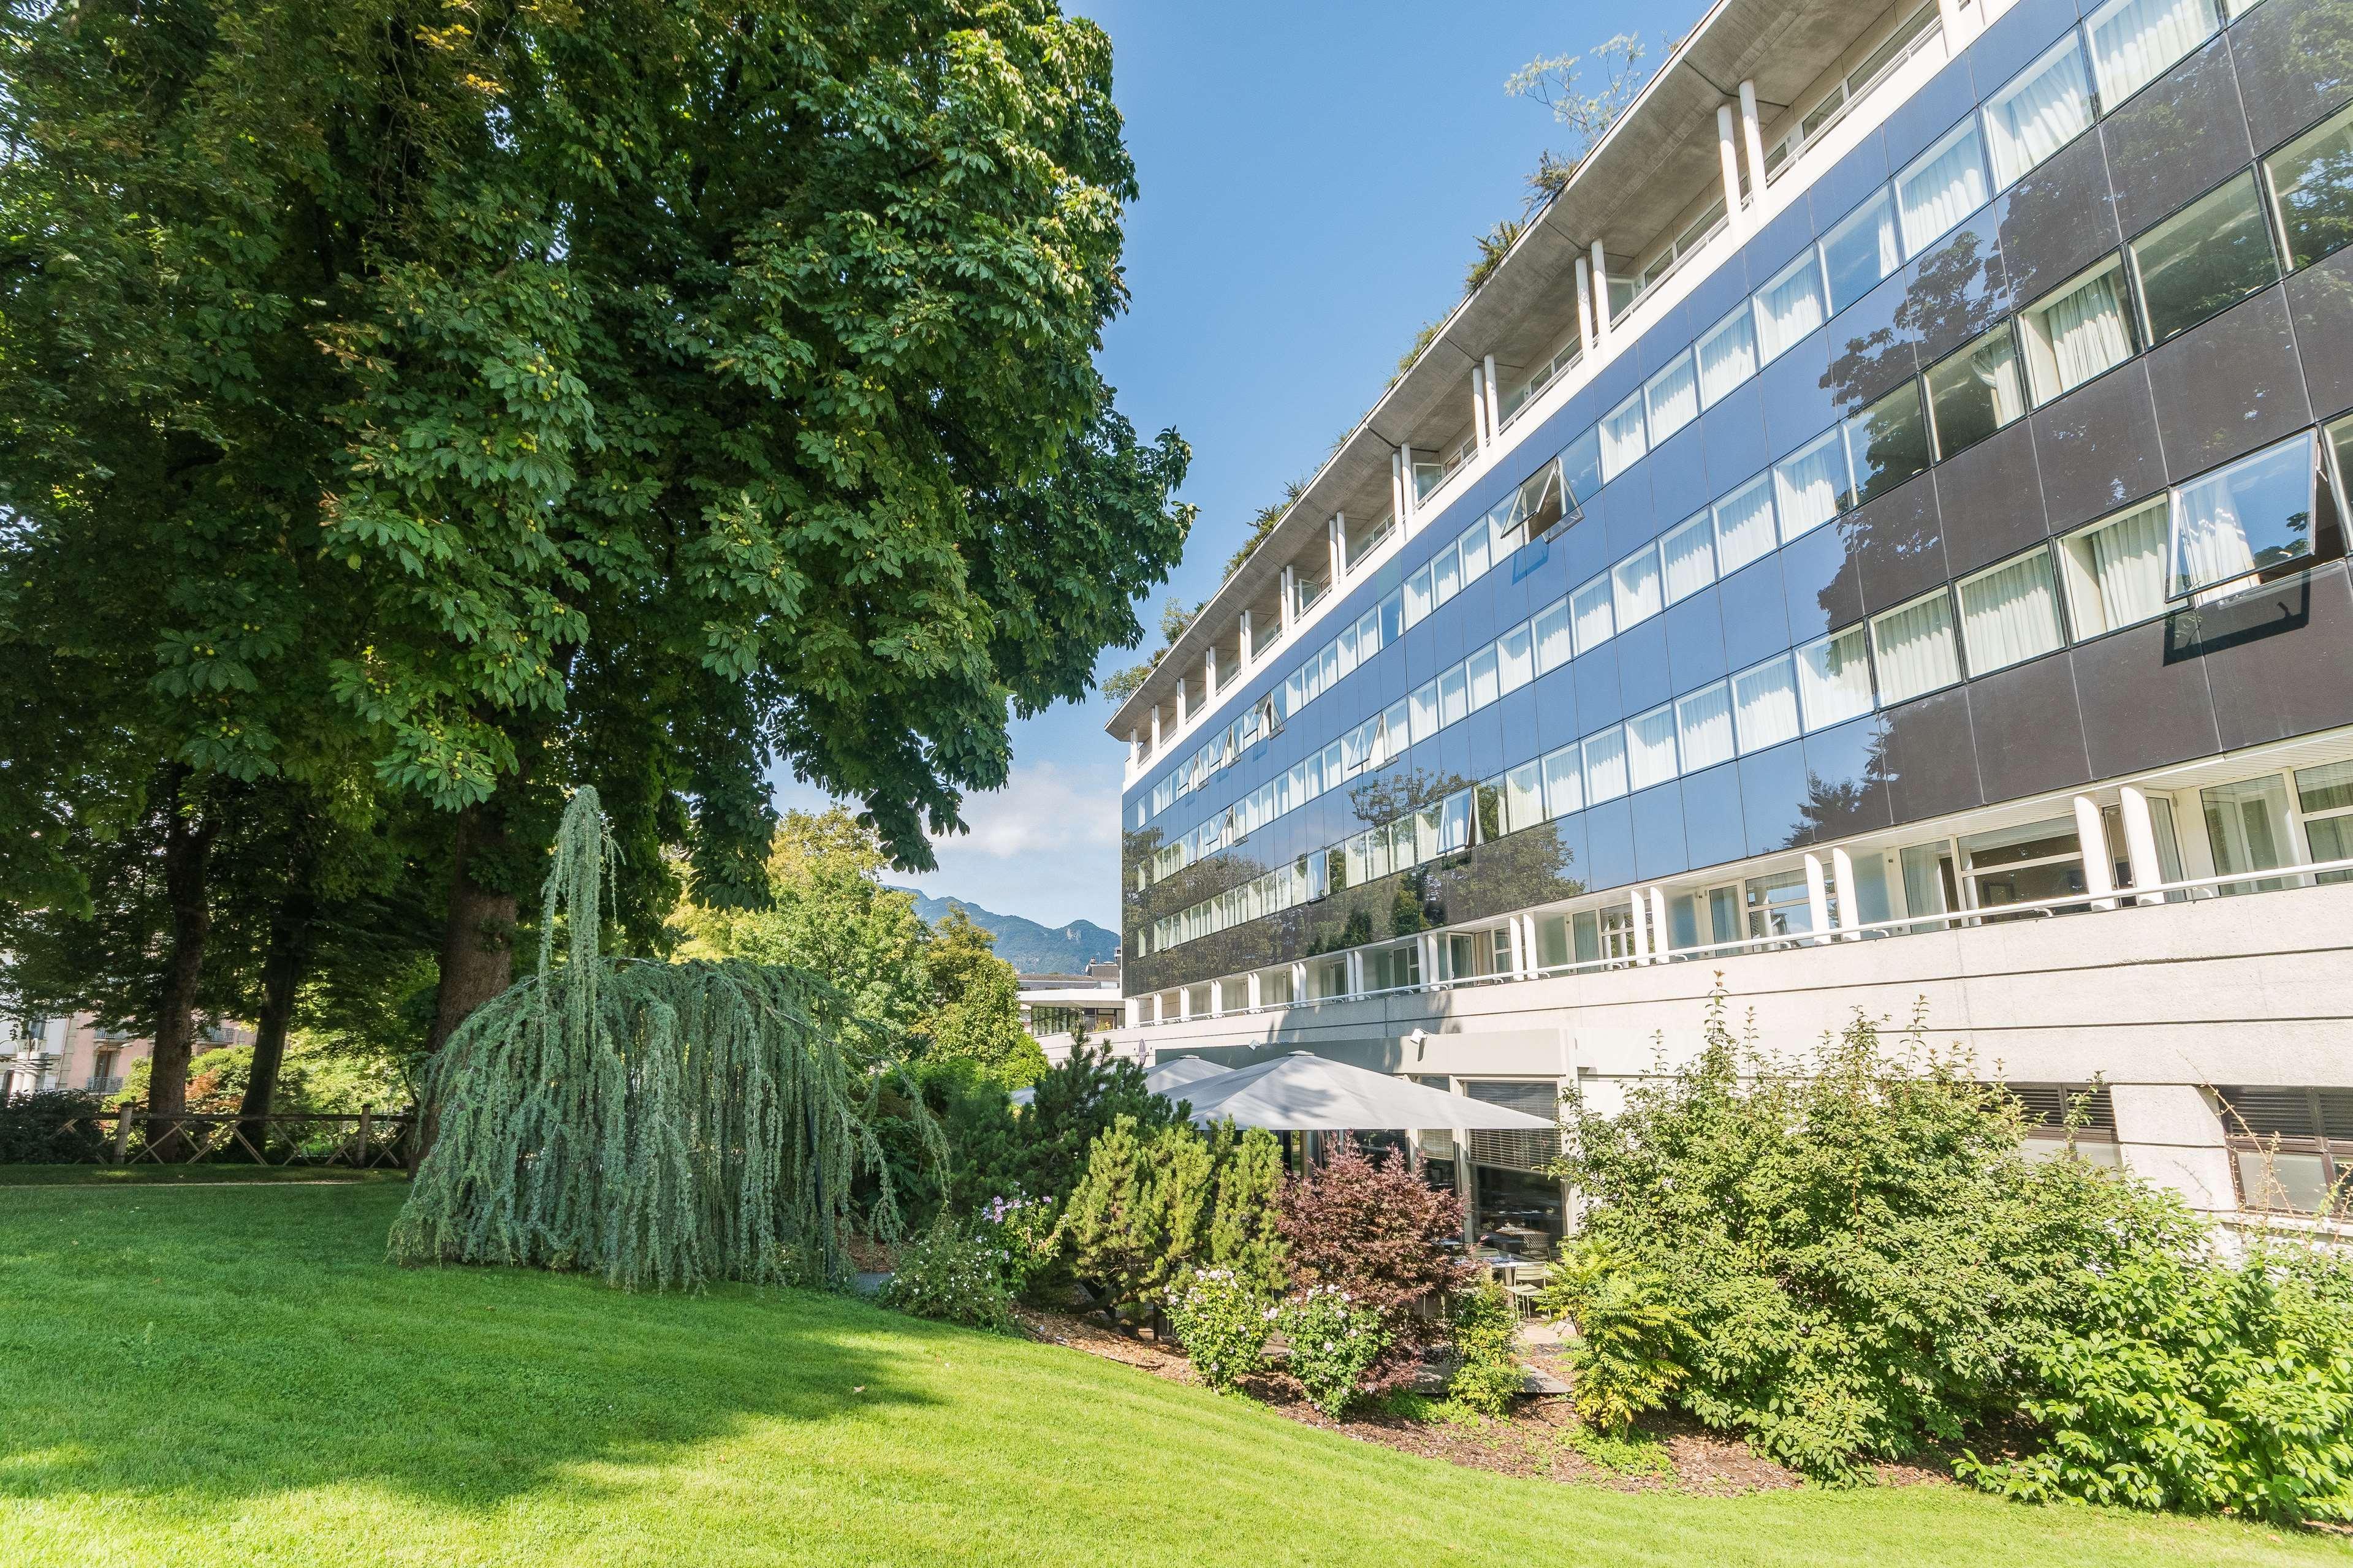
xmin=237 ymin=881 xmax=316 ymax=1154
xmin=429 ymin=798 xmax=519 ymax=1055
xmin=146 ymin=782 xmax=221 ymax=1158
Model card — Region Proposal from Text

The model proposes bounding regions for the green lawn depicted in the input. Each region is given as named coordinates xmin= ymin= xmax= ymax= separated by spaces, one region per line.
xmin=0 ymin=1184 xmax=2343 ymax=1567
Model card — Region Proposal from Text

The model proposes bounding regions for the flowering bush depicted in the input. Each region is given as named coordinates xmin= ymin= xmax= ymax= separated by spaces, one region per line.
xmin=1165 ymin=1268 xmax=1271 ymax=1395
xmin=1277 ymin=1137 xmax=1469 ymax=1393
xmin=1277 ymin=1286 xmax=1391 ymax=1418
xmin=880 ymin=1217 xmax=1018 ymax=1333
xmin=975 ymin=1192 xmax=1058 ymax=1298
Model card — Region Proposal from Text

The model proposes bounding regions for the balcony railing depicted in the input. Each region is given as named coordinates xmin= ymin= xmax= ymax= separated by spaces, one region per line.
xmin=1136 ymin=855 xmax=2353 ymax=1023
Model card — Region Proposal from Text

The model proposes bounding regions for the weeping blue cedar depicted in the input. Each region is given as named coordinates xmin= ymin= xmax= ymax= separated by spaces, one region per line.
xmin=389 ymin=788 xmax=938 ymax=1290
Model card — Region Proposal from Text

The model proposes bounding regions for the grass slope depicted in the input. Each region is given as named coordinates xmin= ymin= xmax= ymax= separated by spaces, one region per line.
xmin=0 ymin=1183 xmax=2342 ymax=1568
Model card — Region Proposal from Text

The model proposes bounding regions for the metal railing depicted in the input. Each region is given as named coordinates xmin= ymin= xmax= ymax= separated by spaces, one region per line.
xmin=1139 ymin=855 xmax=2353 ymax=1024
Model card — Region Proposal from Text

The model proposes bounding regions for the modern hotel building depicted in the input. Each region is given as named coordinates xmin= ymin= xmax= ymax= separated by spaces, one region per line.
xmin=1089 ymin=0 xmax=2353 ymax=1249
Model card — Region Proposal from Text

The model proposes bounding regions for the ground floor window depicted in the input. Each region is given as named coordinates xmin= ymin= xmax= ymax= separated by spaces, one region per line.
xmin=2216 ymin=1086 xmax=2353 ymax=1216
xmin=2002 ymin=1081 xmax=2121 ymax=1167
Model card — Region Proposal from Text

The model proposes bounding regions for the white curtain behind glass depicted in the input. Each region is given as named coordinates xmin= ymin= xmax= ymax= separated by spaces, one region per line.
xmin=1676 ymin=683 xmax=1736 ymax=771
xmin=1969 ymin=333 xmax=2027 ymax=425
xmin=2043 ymin=271 xmax=2131 ymax=393
xmin=1959 ymin=553 xmax=2065 ymax=672
xmin=2086 ymin=504 xmax=2169 ymax=625
xmin=1755 ymin=255 xmax=1826 ymax=360
xmin=1542 ymin=748 xmax=1583 ymax=816
xmin=1986 ymin=40 xmax=2093 ymax=186
xmin=1627 ymin=708 xmax=1679 ymax=790
xmin=1583 ymin=730 xmax=1630 ymax=804
xmin=1572 ymin=578 xmax=1615 ymax=654
xmin=1897 ymin=125 xmax=1990 ymax=255
xmin=1646 ymin=355 xmax=1700 ymax=441
xmin=1698 ymin=309 xmax=1757 ymax=405
xmin=1613 ymin=550 xmax=1663 ymax=626
xmin=1534 ymin=600 xmax=1571 ymax=671
xmin=1871 ymin=593 xmax=1961 ymax=702
xmin=1775 ymin=433 xmax=1848 ymax=540
xmin=1733 ymin=656 xmax=1802 ymax=752
xmin=1796 ymin=629 xmax=1875 ymax=730
xmin=1714 ymin=477 xmax=1778 ymax=572
xmin=1661 ymin=514 xmax=1716 ymax=602
xmin=2087 ymin=0 xmax=2216 ymax=107
xmin=2170 ymin=468 xmax=2263 ymax=596
xmin=1602 ymin=396 xmax=1648 ymax=478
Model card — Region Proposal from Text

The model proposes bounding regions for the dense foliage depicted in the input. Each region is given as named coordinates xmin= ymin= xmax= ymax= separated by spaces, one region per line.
xmin=1442 ymin=1278 xmax=1525 ymax=1418
xmin=1277 ymin=1286 xmax=1390 ymax=1418
xmin=1277 ymin=1137 xmax=1469 ymax=1394
xmin=1062 ymin=1115 xmax=1286 ymax=1318
xmin=1556 ymin=990 xmax=2353 ymax=1521
xmin=1165 ymin=1268 xmax=1272 ymax=1395
xmin=0 ymin=1090 xmax=110 ymax=1164
xmin=879 ymin=1218 xmax=1021 ymax=1335
xmin=391 ymin=791 xmax=938 ymax=1291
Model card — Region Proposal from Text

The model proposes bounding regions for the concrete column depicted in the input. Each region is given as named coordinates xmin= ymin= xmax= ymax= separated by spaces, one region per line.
xmin=1150 ymin=706 xmax=1161 ymax=750
xmin=1648 ymin=887 xmax=1671 ymax=958
xmin=1629 ymin=889 xmax=1651 ymax=964
xmin=1177 ymin=987 xmax=1192 ymax=1021
xmin=1125 ymin=998 xmax=1141 ymax=1029
xmin=1174 ymin=678 xmax=1187 ymax=726
xmin=1280 ymin=566 xmax=1296 ymax=630
xmin=1484 ymin=354 xmax=1503 ymax=437
xmin=1589 ymin=240 xmax=1613 ymax=347
xmin=1246 ymin=971 xmax=1263 ymax=1010
xmin=1345 ymin=950 xmax=1364 ymax=996
xmin=1471 ymin=366 xmax=1489 ymax=452
xmin=2119 ymin=786 xmax=2165 ymax=906
xmin=1290 ymin=961 xmax=1307 ymax=1002
xmin=1934 ymin=0 xmax=1979 ymax=47
xmin=1128 ymin=728 xmax=1139 ymax=768
xmin=1717 ymin=104 xmax=1748 ymax=232
xmin=1239 ymin=610 xmax=1253 ymax=665
xmin=1454 ymin=1136 xmax=1476 ymax=1248
xmin=1803 ymin=852 xmax=1832 ymax=944
xmin=1574 ymin=255 xmax=1597 ymax=352
xmin=1203 ymin=645 xmax=1217 ymax=697
xmin=1738 ymin=81 xmax=1768 ymax=196
xmin=1327 ymin=514 xmax=1344 ymax=583
xmin=1831 ymin=847 xmax=1862 ymax=938
xmin=2074 ymin=793 xmax=2119 ymax=911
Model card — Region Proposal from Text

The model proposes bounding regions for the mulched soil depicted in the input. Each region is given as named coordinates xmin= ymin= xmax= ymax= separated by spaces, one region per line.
xmin=1015 ymin=1306 xmax=1950 ymax=1496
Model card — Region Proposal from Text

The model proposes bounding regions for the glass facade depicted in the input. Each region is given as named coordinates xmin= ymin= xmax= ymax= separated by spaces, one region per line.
xmin=1120 ymin=0 xmax=2353 ymax=1000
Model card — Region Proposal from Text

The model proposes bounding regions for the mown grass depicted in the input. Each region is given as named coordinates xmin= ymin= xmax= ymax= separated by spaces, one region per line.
xmin=0 ymin=1163 xmax=404 ymax=1187
xmin=0 ymin=1183 xmax=2344 ymax=1567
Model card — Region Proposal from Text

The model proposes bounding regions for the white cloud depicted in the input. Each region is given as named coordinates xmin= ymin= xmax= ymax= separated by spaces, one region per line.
xmin=943 ymin=760 xmax=1121 ymax=859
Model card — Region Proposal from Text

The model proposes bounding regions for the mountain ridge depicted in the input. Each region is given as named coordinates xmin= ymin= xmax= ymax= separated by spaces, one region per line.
xmin=889 ymin=888 xmax=1120 ymax=976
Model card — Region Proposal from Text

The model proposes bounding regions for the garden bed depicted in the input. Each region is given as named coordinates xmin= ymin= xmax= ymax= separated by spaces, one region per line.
xmin=1014 ymin=1306 xmax=1946 ymax=1497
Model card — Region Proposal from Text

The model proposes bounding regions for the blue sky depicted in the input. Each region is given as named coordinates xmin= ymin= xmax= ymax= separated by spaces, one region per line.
xmin=770 ymin=1 xmax=1708 ymax=929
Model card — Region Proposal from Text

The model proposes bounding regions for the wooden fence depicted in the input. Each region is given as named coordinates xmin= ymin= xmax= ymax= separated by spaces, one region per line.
xmin=52 ymin=1106 xmax=414 ymax=1168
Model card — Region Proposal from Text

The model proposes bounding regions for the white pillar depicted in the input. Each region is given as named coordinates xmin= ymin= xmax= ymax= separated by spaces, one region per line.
xmin=1831 ymin=847 xmax=1862 ymax=938
xmin=2074 ymin=793 xmax=2118 ymax=911
xmin=1803 ymin=853 xmax=1832 ymax=944
xmin=1574 ymin=255 xmax=1597 ymax=352
xmin=1203 ymin=645 xmax=1217 ymax=697
xmin=1174 ymin=677 xmax=1187 ymax=725
xmin=1290 ymin=961 xmax=1308 ymax=1002
xmin=2119 ymin=786 xmax=2165 ymax=906
xmin=1648 ymin=887 xmax=1670 ymax=957
xmin=1629 ymin=890 xmax=1651 ymax=964
xmin=1246 ymin=971 xmax=1263 ymax=1010
xmin=1346 ymin=950 xmax=1364 ymax=996
xmin=1484 ymin=353 xmax=1503 ymax=437
xmin=1716 ymin=104 xmax=1748 ymax=233
xmin=1177 ymin=987 xmax=1192 ymax=1021
xmin=1150 ymin=706 xmax=1162 ymax=752
xmin=1738 ymin=81 xmax=1768 ymax=198
xmin=1589 ymin=241 xmax=1613 ymax=347
xmin=1125 ymin=998 xmax=1141 ymax=1029
xmin=1128 ymin=727 xmax=1139 ymax=767
xmin=1279 ymin=566 xmax=1295 ymax=630
xmin=1934 ymin=0 xmax=1980 ymax=47
xmin=1327 ymin=514 xmax=1344 ymax=583
xmin=1470 ymin=366 xmax=1489 ymax=452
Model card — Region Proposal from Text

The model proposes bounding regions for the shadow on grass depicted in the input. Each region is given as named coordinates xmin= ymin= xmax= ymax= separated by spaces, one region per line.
xmin=0 ymin=1182 xmax=935 ymax=1513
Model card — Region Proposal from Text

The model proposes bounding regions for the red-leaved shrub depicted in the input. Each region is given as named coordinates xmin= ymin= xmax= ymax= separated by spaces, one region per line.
xmin=1276 ymin=1137 xmax=1472 ymax=1392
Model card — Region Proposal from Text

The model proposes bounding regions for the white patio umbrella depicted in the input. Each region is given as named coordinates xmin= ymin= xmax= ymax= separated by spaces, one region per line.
xmin=1176 ymin=1051 xmax=1556 ymax=1133
xmin=1145 ymin=1055 xmax=1233 ymax=1097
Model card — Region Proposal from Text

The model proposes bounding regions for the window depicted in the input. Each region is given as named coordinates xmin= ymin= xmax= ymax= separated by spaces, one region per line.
xmin=1731 ymin=654 xmax=1802 ymax=752
xmin=1494 ymin=459 xmax=1568 ymax=550
xmin=1458 ymin=516 xmax=1493 ymax=583
xmin=1746 ymin=868 xmax=1818 ymax=938
xmin=1754 ymin=248 xmax=1827 ymax=361
xmin=1896 ymin=121 xmax=1990 ymax=256
xmin=1611 ymin=547 xmax=1663 ymax=629
xmin=2268 ymin=102 xmax=2353 ymax=272
xmin=1795 ymin=626 xmax=1874 ymax=730
xmin=1983 ymin=36 xmax=2095 ymax=188
xmin=2215 ymin=1086 xmax=2353 ymax=1215
xmin=2294 ymin=760 xmax=2353 ymax=881
xmin=1602 ymin=393 xmax=1648 ymax=480
xmin=1465 ymin=645 xmax=1501 ymax=710
xmin=2130 ymin=172 xmax=2281 ymax=344
xmin=2020 ymin=256 xmax=2135 ymax=403
xmin=2085 ymin=0 xmax=2217 ymax=108
xmin=1713 ymin=473 xmax=1778 ymax=574
xmin=1533 ymin=597 xmax=1572 ymax=673
xmin=1571 ymin=574 xmax=1615 ymax=654
xmin=1961 ymin=816 xmax=2088 ymax=910
xmin=1871 ymin=589 xmax=1962 ymax=702
xmin=1409 ymin=680 xmax=1440 ymax=743
xmin=1439 ymin=663 xmax=1469 ymax=725
xmin=1366 ymin=943 xmax=1421 ymax=993
xmin=1432 ymin=538 xmax=1464 ymax=607
xmin=2056 ymin=499 xmax=2169 ymax=635
xmin=1676 ymin=681 xmax=1736 ymax=772
xmin=2202 ymin=775 xmax=2297 ymax=890
xmin=1502 ymin=761 xmax=1545 ymax=833
xmin=1660 ymin=511 xmax=1716 ymax=604
xmin=1774 ymin=430 xmax=1849 ymax=542
xmin=1583 ymin=728 xmax=1630 ymax=805
xmin=1560 ymin=427 xmax=1603 ymax=514
xmin=1644 ymin=352 xmax=1700 ymax=444
xmin=1822 ymin=190 xmax=1901 ymax=313
xmin=1697 ymin=305 xmax=1758 ymax=406
xmin=2006 ymin=1082 xmax=2123 ymax=1165
xmin=1925 ymin=322 xmax=2025 ymax=458
xmin=2169 ymin=433 xmax=2319 ymax=599
xmin=1958 ymin=549 xmax=2066 ymax=673
xmin=1497 ymin=621 xmax=1534 ymax=694
xmin=1541 ymin=744 xmax=1583 ymax=816
xmin=1844 ymin=381 xmax=1931 ymax=507
xmin=1627 ymin=705 xmax=1679 ymax=790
